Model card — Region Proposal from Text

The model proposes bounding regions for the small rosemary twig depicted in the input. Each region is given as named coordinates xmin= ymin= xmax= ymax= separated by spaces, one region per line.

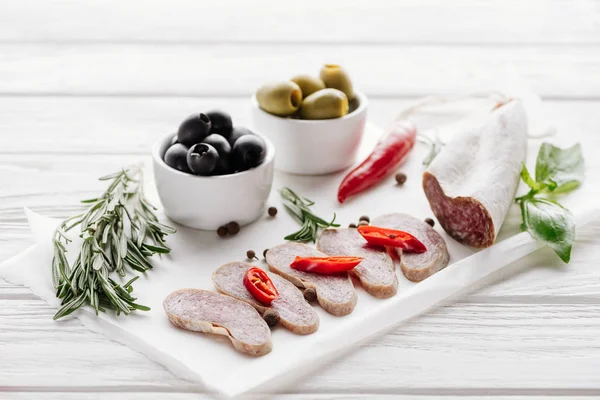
xmin=280 ymin=187 xmax=339 ymax=243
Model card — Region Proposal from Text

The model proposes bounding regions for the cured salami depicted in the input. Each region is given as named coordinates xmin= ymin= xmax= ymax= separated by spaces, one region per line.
xmin=422 ymin=100 xmax=527 ymax=248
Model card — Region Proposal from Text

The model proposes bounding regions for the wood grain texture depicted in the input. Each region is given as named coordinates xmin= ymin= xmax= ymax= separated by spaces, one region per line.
xmin=1 ymin=299 xmax=599 ymax=393
xmin=0 ymin=0 xmax=597 ymax=45
xmin=0 ymin=44 xmax=599 ymax=98
xmin=1 ymin=0 xmax=600 ymax=397
xmin=0 ymin=98 xmax=598 ymax=155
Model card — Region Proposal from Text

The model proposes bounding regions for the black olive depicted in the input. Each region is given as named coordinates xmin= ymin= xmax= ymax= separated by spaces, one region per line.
xmin=163 ymin=143 xmax=191 ymax=173
xmin=202 ymin=134 xmax=231 ymax=158
xmin=187 ymin=143 xmax=219 ymax=176
xmin=213 ymin=155 xmax=230 ymax=175
xmin=177 ymin=113 xmax=211 ymax=147
xmin=228 ymin=126 xmax=253 ymax=147
xmin=232 ymin=135 xmax=266 ymax=172
xmin=206 ymin=110 xmax=233 ymax=138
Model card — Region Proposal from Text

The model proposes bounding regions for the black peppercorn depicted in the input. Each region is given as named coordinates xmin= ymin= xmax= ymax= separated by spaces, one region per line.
xmin=263 ymin=249 xmax=269 ymax=258
xmin=395 ymin=173 xmax=407 ymax=185
xmin=263 ymin=309 xmax=280 ymax=327
xmin=246 ymin=250 xmax=257 ymax=260
xmin=226 ymin=221 xmax=240 ymax=235
xmin=217 ymin=226 xmax=228 ymax=237
xmin=425 ymin=218 xmax=435 ymax=227
xmin=349 ymin=223 xmax=357 ymax=228
xmin=359 ymin=215 xmax=370 ymax=223
xmin=303 ymin=287 xmax=317 ymax=302
xmin=268 ymin=207 xmax=278 ymax=217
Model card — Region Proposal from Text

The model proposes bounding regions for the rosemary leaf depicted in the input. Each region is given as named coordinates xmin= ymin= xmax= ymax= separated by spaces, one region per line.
xmin=280 ymin=187 xmax=339 ymax=243
xmin=51 ymin=165 xmax=175 ymax=320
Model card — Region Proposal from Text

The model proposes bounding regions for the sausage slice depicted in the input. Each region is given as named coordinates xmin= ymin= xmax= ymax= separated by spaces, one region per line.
xmin=163 ymin=289 xmax=272 ymax=356
xmin=266 ymin=243 xmax=357 ymax=316
xmin=372 ymin=213 xmax=450 ymax=282
xmin=213 ymin=262 xmax=319 ymax=335
xmin=317 ymin=228 xmax=397 ymax=298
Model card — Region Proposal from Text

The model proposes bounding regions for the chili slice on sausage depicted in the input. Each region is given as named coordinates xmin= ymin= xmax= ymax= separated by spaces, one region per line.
xmin=357 ymin=225 xmax=427 ymax=253
xmin=243 ymin=267 xmax=279 ymax=305
xmin=290 ymin=256 xmax=363 ymax=274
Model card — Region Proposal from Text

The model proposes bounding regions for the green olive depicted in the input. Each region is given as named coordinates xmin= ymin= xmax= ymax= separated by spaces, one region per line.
xmin=319 ymin=64 xmax=354 ymax=100
xmin=256 ymin=81 xmax=302 ymax=117
xmin=299 ymin=88 xmax=349 ymax=120
xmin=290 ymin=74 xmax=326 ymax=98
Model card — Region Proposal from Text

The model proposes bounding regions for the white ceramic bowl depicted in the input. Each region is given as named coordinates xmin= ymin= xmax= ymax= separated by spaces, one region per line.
xmin=152 ymin=132 xmax=275 ymax=230
xmin=250 ymin=91 xmax=368 ymax=175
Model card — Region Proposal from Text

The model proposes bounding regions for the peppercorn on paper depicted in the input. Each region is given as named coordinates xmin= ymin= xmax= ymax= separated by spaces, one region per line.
xmin=2 ymin=91 xmax=591 ymax=398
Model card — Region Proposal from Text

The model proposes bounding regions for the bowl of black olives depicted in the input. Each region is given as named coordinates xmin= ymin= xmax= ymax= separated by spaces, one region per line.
xmin=251 ymin=64 xmax=368 ymax=175
xmin=152 ymin=110 xmax=275 ymax=230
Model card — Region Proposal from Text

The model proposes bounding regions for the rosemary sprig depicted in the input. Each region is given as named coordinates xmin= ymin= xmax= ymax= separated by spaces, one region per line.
xmin=51 ymin=165 xmax=176 ymax=320
xmin=280 ymin=187 xmax=339 ymax=242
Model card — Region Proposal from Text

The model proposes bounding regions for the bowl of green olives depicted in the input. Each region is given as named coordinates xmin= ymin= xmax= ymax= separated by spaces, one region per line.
xmin=251 ymin=64 xmax=368 ymax=175
xmin=152 ymin=110 xmax=275 ymax=230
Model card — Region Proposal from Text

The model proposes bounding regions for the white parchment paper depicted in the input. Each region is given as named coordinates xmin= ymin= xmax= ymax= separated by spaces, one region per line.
xmin=0 ymin=93 xmax=591 ymax=398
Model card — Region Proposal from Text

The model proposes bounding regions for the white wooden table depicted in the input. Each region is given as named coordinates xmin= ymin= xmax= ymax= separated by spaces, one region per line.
xmin=1 ymin=1 xmax=600 ymax=399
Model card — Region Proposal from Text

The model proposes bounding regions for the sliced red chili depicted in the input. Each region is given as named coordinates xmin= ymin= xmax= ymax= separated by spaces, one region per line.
xmin=290 ymin=256 xmax=363 ymax=274
xmin=357 ymin=225 xmax=427 ymax=253
xmin=243 ymin=267 xmax=279 ymax=305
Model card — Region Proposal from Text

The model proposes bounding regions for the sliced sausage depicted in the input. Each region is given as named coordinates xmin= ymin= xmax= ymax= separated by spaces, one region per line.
xmin=163 ymin=289 xmax=272 ymax=357
xmin=317 ymin=228 xmax=397 ymax=298
xmin=422 ymin=100 xmax=528 ymax=247
xmin=266 ymin=243 xmax=357 ymax=316
xmin=372 ymin=213 xmax=449 ymax=282
xmin=213 ymin=262 xmax=319 ymax=335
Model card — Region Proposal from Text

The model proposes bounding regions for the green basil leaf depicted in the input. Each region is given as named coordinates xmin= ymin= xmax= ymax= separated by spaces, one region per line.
xmin=521 ymin=197 xmax=575 ymax=263
xmin=520 ymin=163 xmax=544 ymax=192
xmin=535 ymin=143 xmax=584 ymax=194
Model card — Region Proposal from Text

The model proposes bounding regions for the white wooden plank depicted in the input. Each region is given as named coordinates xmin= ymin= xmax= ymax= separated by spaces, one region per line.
xmin=0 ymin=0 xmax=597 ymax=45
xmin=3 ymin=395 xmax=598 ymax=400
xmin=0 ymin=98 xmax=599 ymax=155
xmin=0 ymin=45 xmax=598 ymax=98
xmin=1 ymin=299 xmax=599 ymax=392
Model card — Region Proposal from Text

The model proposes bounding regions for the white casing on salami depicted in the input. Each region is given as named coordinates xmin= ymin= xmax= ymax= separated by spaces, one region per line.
xmin=422 ymin=100 xmax=528 ymax=248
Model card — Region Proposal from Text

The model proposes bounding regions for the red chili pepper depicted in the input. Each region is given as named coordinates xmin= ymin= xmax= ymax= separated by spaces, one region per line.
xmin=338 ymin=120 xmax=416 ymax=203
xmin=290 ymin=256 xmax=364 ymax=274
xmin=357 ymin=225 xmax=427 ymax=253
xmin=243 ymin=267 xmax=279 ymax=305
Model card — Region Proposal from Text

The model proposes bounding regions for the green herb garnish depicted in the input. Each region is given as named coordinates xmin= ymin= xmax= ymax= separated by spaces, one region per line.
xmin=52 ymin=165 xmax=176 ymax=320
xmin=516 ymin=142 xmax=584 ymax=263
xmin=280 ymin=187 xmax=339 ymax=242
